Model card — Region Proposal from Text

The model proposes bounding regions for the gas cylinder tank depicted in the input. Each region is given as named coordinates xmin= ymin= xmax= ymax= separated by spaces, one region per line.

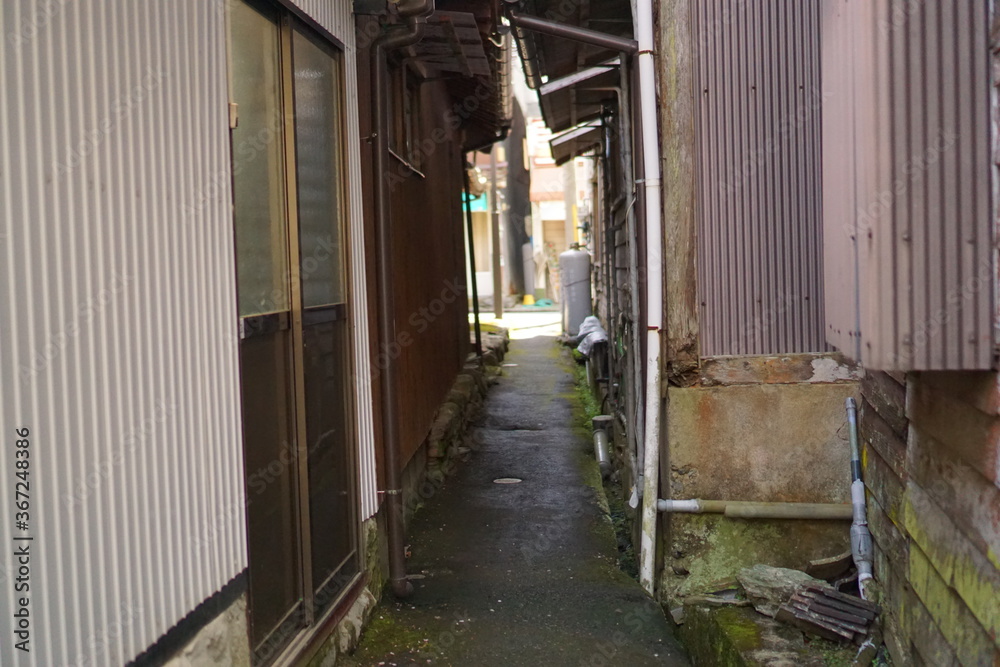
xmin=559 ymin=247 xmax=592 ymax=335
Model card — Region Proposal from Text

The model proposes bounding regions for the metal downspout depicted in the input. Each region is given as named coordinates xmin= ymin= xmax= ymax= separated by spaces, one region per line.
xmin=601 ymin=114 xmax=616 ymax=391
xmin=373 ymin=0 xmax=435 ymax=600
xmin=489 ymin=147 xmax=503 ymax=318
xmin=634 ymin=0 xmax=664 ymax=597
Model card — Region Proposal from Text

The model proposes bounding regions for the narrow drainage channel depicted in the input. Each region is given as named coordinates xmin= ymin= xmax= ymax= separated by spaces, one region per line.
xmin=571 ymin=359 xmax=641 ymax=581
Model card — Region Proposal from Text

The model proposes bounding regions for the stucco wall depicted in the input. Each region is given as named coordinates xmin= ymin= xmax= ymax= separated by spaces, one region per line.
xmin=660 ymin=371 xmax=858 ymax=600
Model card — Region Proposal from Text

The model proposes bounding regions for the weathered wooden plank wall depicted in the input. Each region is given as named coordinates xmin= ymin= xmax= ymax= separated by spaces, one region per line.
xmin=860 ymin=371 xmax=1000 ymax=664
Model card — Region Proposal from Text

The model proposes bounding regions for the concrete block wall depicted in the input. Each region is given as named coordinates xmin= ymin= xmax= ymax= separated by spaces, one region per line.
xmin=860 ymin=371 xmax=1000 ymax=665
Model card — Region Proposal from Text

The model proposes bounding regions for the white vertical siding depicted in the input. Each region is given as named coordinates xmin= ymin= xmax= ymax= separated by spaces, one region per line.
xmin=290 ymin=0 xmax=380 ymax=520
xmin=294 ymin=0 xmax=357 ymax=43
xmin=0 ymin=2 xmax=245 ymax=665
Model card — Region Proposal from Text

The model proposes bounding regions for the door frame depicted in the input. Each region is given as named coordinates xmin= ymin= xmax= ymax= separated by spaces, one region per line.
xmin=226 ymin=1 xmax=365 ymax=662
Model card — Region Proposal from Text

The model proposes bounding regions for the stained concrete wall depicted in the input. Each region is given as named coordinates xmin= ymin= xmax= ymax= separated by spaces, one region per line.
xmin=660 ymin=360 xmax=858 ymax=601
xmin=861 ymin=371 xmax=1000 ymax=665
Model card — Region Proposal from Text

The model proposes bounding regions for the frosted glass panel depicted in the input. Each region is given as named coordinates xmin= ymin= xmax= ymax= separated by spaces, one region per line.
xmin=293 ymin=30 xmax=346 ymax=308
xmin=231 ymin=2 xmax=290 ymax=317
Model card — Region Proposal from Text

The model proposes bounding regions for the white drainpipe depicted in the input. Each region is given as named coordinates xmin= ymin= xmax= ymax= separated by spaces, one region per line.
xmin=634 ymin=0 xmax=663 ymax=596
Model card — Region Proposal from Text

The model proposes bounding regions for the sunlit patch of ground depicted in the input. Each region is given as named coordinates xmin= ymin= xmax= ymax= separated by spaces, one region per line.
xmin=470 ymin=310 xmax=562 ymax=340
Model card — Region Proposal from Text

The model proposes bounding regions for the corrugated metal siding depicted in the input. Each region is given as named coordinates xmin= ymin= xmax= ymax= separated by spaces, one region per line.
xmin=294 ymin=0 xmax=355 ymax=44
xmin=820 ymin=0 xmax=862 ymax=360
xmin=0 ymin=2 xmax=245 ymax=665
xmin=290 ymin=1 xmax=379 ymax=519
xmin=822 ymin=0 xmax=994 ymax=370
xmin=693 ymin=0 xmax=827 ymax=356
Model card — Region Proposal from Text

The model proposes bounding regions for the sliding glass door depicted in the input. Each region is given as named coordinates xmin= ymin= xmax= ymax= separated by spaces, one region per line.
xmin=292 ymin=27 xmax=359 ymax=615
xmin=229 ymin=0 xmax=359 ymax=659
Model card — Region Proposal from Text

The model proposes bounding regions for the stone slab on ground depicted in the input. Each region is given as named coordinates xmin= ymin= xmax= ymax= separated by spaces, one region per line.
xmin=737 ymin=565 xmax=832 ymax=618
xmin=680 ymin=605 xmax=855 ymax=667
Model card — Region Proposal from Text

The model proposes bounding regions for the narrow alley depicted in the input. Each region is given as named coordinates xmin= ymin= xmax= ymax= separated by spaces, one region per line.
xmin=343 ymin=314 xmax=689 ymax=666
xmin=3 ymin=1 xmax=998 ymax=665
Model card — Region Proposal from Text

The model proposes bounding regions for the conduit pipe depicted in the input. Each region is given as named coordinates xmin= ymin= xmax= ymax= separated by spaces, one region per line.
xmin=635 ymin=0 xmax=664 ymax=597
xmin=657 ymin=499 xmax=853 ymax=521
xmin=846 ymin=397 xmax=874 ymax=599
xmin=372 ymin=0 xmax=435 ymax=600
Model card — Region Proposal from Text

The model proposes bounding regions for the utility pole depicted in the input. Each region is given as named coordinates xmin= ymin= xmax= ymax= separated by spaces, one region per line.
xmin=490 ymin=146 xmax=503 ymax=318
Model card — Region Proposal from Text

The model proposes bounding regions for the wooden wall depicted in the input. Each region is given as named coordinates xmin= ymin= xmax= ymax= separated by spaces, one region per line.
xmin=860 ymin=371 xmax=1000 ymax=665
xmin=355 ymin=18 xmax=471 ymax=475
xmin=390 ymin=80 xmax=469 ymax=465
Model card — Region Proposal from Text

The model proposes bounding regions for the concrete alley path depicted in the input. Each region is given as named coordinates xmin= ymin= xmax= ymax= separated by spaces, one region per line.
xmin=343 ymin=316 xmax=690 ymax=666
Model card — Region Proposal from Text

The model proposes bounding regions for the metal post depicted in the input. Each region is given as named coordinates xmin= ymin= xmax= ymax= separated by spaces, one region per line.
xmin=464 ymin=156 xmax=484 ymax=357
xmin=490 ymin=147 xmax=503 ymax=318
